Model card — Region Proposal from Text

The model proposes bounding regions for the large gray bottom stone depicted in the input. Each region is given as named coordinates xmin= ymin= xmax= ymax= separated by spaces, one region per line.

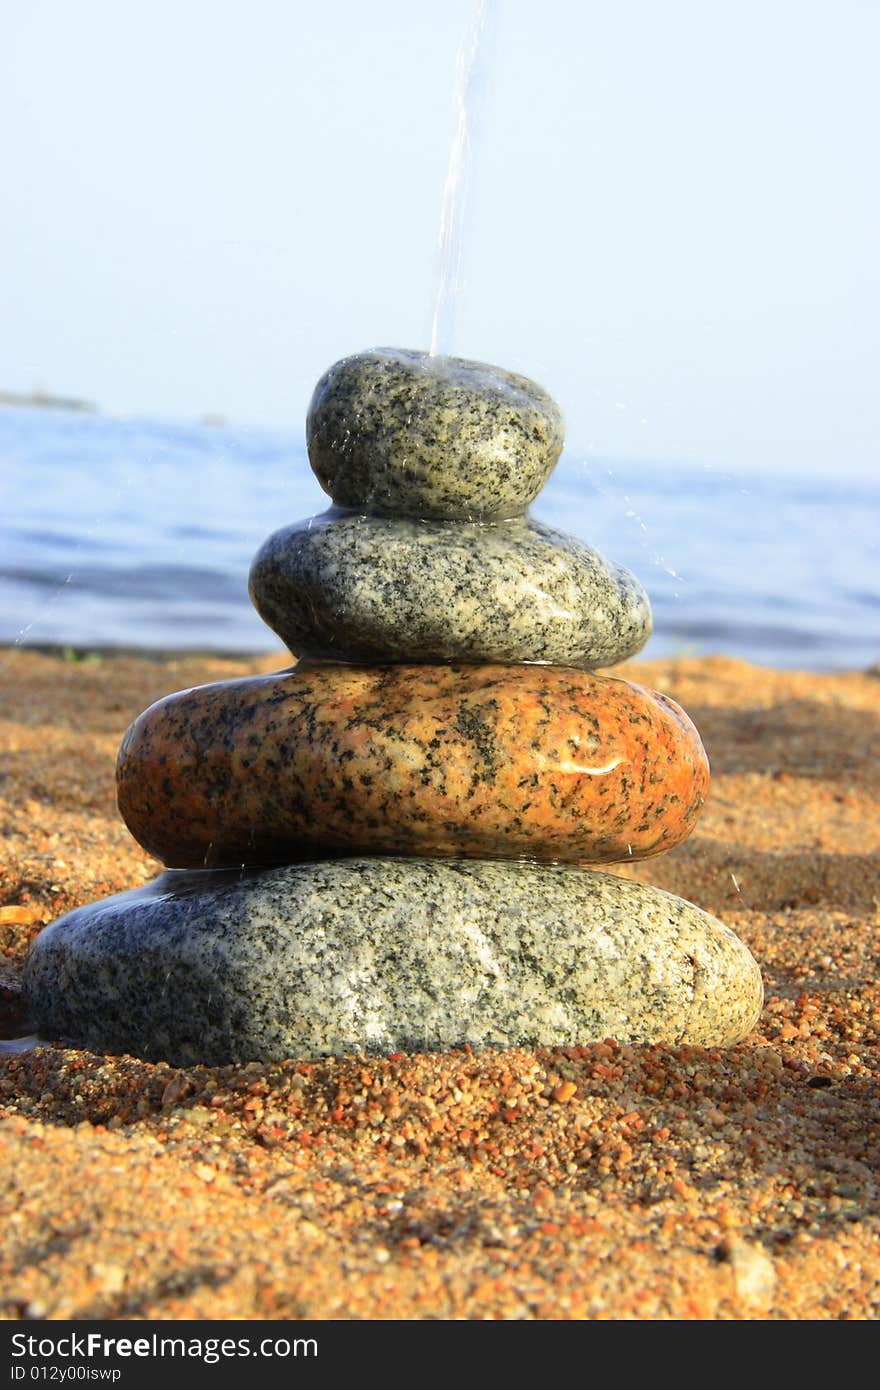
xmin=249 ymin=511 xmax=652 ymax=667
xmin=23 ymin=859 xmax=763 ymax=1066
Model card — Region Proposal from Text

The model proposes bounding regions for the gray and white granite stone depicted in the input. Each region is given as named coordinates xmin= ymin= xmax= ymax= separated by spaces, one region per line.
xmin=249 ymin=511 xmax=652 ymax=667
xmin=23 ymin=859 xmax=763 ymax=1066
xmin=306 ymin=348 xmax=565 ymax=519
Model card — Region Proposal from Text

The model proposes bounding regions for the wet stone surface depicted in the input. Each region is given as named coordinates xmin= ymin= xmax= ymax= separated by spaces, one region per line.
xmin=249 ymin=510 xmax=652 ymax=668
xmin=307 ymin=348 xmax=565 ymax=519
xmin=115 ymin=663 xmax=710 ymax=870
xmin=22 ymin=859 xmax=764 ymax=1065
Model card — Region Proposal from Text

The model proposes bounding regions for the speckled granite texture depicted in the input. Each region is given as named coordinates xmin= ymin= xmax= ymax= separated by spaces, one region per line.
xmin=306 ymin=348 xmax=565 ymax=519
xmin=116 ymin=663 xmax=709 ymax=869
xmin=249 ymin=511 xmax=652 ymax=669
xmin=23 ymin=859 xmax=763 ymax=1065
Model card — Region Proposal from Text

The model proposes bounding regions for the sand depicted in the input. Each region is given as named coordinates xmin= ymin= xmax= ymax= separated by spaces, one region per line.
xmin=0 ymin=644 xmax=878 ymax=1321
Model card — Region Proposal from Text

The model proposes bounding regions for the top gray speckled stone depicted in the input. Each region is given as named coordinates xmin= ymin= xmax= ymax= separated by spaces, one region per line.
xmin=307 ymin=347 xmax=565 ymax=519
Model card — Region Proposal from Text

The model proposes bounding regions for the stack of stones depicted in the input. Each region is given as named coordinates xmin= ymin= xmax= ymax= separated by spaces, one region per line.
xmin=23 ymin=349 xmax=762 ymax=1066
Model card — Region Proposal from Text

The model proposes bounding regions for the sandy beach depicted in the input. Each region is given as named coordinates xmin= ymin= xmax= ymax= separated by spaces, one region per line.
xmin=1 ymin=644 xmax=878 ymax=1320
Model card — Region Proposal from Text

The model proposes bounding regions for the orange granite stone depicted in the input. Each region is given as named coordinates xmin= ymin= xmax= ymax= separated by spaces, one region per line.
xmin=116 ymin=663 xmax=710 ymax=869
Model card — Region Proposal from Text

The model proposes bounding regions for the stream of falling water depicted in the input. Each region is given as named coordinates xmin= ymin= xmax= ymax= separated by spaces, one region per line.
xmin=428 ymin=0 xmax=493 ymax=358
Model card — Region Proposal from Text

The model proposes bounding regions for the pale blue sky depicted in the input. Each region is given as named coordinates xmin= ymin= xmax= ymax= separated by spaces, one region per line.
xmin=3 ymin=0 xmax=878 ymax=478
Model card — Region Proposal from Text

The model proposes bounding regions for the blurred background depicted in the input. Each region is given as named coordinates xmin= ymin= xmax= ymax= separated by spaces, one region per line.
xmin=1 ymin=0 xmax=877 ymax=667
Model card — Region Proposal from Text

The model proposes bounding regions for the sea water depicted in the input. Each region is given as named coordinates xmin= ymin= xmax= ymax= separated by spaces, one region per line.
xmin=1 ymin=404 xmax=877 ymax=670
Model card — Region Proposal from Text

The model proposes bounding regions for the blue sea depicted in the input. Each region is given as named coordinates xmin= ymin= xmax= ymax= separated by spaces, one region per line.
xmin=1 ymin=405 xmax=877 ymax=670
